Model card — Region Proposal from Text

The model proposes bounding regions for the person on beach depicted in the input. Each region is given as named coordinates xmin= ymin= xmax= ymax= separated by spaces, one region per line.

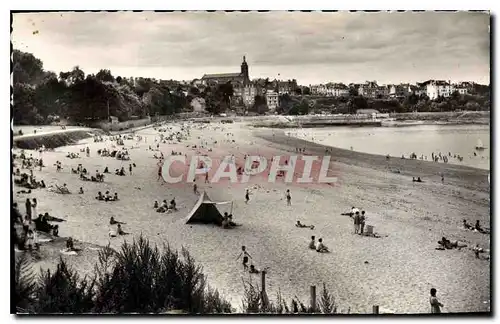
xmin=170 ymin=198 xmax=177 ymax=210
xmin=79 ymin=187 xmax=84 ymax=194
xmin=193 ymin=180 xmax=199 ymax=195
xmin=236 ymin=246 xmax=252 ymax=270
xmin=205 ymin=172 xmax=209 ymax=184
xmin=350 ymin=206 xmax=360 ymax=217
xmin=309 ymin=236 xmax=316 ymax=250
xmin=296 ymin=221 xmax=314 ymax=230
xmin=154 ymin=200 xmax=159 ymax=209
xmin=316 ymin=238 xmax=329 ymax=253
xmin=429 ymin=288 xmax=444 ymax=313
xmin=129 ymin=164 xmax=133 ymax=175
xmin=157 ymin=164 xmax=163 ymax=181
xmin=245 ymin=189 xmax=250 ymax=204
xmin=359 ymin=211 xmax=366 ymax=234
xmin=463 ymin=219 xmax=473 ymax=230
xmin=25 ymin=198 xmax=32 ymax=220
xmin=31 ymin=198 xmax=38 ymax=220
xmin=353 ymin=211 xmax=360 ymax=234
xmin=286 ymin=189 xmax=291 ymax=206
xmin=110 ymin=217 xmax=126 ymax=225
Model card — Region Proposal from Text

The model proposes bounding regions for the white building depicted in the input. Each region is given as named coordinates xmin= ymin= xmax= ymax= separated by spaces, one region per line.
xmin=425 ymin=80 xmax=454 ymax=100
xmin=243 ymin=84 xmax=257 ymax=106
xmin=266 ymin=90 xmax=279 ymax=111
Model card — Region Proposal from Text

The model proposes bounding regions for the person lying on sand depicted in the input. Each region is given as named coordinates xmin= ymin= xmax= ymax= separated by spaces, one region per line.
xmin=110 ymin=217 xmax=126 ymax=225
xmin=474 ymin=220 xmax=489 ymax=234
xmin=17 ymin=189 xmax=32 ymax=194
xmin=412 ymin=177 xmax=423 ymax=183
xmin=296 ymin=221 xmax=314 ymax=230
xmin=55 ymin=184 xmax=71 ymax=194
xmin=437 ymin=237 xmax=467 ymax=250
xmin=463 ymin=219 xmax=473 ymax=230
xmin=316 ymin=238 xmax=329 ymax=253
xmin=309 ymin=236 xmax=316 ymax=250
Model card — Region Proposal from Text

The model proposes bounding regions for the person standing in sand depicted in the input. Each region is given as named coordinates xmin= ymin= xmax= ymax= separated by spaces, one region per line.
xmin=429 ymin=288 xmax=444 ymax=313
xmin=245 ymin=189 xmax=250 ymax=204
xmin=31 ymin=198 xmax=38 ymax=219
xmin=359 ymin=211 xmax=366 ymax=234
xmin=25 ymin=198 xmax=32 ymax=220
xmin=129 ymin=164 xmax=133 ymax=175
xmin=286 ymin=189 xmax=291 ymax=206
xmin=236 ymin=245 xmax=252 ymax=270
xmin=353 ymin=211 xmax=360 ymax=234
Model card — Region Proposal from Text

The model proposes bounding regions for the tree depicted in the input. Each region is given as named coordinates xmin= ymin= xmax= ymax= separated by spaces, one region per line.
xmin=250 ymin=95 xmax=268 ymax=114
xmin=96 ymin=69 xmax=115 ymax=83
xmin=12 ymin=50 xmax=45 ymax=85
xmin=348 ymin=87 xmax=359 ymax=97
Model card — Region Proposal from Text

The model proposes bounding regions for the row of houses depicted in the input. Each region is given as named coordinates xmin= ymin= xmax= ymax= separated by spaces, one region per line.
xmin=309 ymin=80 xmax=476 ymax=100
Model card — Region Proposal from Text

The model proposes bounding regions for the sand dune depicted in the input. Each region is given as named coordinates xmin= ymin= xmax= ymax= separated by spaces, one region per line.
xmin=13 ymin=121 xmax=490 ymax=313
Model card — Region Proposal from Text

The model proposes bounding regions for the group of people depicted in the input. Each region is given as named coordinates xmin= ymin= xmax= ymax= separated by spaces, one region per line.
xmin=309 ymin=236 xmax=329 ymax=253
xmin=96 ymin=191 xmax=119 ymax=202
xmin=235 ymin=245 xmax=268 ymax=274
xmin=463 ymin=219 xmax=489 ymax=234
xmin=351 ymin=207 xmax=367 ymax=235
xmin=154 ymin=198 xmax=177 ymax=213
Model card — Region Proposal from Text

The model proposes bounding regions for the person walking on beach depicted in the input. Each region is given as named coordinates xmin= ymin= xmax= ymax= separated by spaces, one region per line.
xmin=429 ymin=288 xmax=444 ymax=313
xmin=353 ymin=211 xmax=360 ymax=234
xmin=193 ymin=180 xmax=199 ymax=195
xmin=129 ymin=164 xmax=133 ymax=175
xmin=359 ymin=211 xmax=366 ymax=234
xmin=286 ymin=189 xmax=291 ymax=206
xmin=157 ymin=163 xmax=163 ymax=182
xmin=236 ymin=245 xmax=252 ymax=270
xmin=245 ymin=189 xmax=250 ymax=204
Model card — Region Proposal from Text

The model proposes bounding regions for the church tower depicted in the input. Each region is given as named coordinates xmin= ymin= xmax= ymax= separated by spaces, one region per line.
xmin=241 ymin=55 xmax=249 ymax=85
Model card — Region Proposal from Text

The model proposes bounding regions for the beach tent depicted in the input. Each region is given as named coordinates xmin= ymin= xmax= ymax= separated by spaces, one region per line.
xmin=185 ymin=191 xmax=232 ymax=226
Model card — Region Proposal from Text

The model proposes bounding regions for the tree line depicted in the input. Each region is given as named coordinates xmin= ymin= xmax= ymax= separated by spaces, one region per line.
xmin=12 ymin=50 xmax=236 ymax=125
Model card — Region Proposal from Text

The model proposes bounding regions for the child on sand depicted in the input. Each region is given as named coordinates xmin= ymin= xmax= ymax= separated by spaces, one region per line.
xmin=245 ymin=189 xmax=250 ymax=204
xmin=286 ymin=190 xmax=291 ymax=206
xmin=236 ymin=246 xmax=252 ymax=270
xmin=316 ymin=238 xmax=329 ymax=253
xmin=429 ymin=288 xmax=444 ymax=313
xmin=309 ymin=236 xmax=316 ymax=250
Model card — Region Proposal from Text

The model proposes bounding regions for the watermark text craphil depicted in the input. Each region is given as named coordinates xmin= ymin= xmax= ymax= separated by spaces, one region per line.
xmin=161 ymin=155 xmax=338 ymax=185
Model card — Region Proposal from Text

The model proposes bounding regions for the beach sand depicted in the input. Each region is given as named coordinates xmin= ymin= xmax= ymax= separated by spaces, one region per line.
xmin=13 ymin=121 xmax=490 ymax=313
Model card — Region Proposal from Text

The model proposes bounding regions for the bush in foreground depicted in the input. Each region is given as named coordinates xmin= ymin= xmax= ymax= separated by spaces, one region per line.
xmin=14 ymin=235 xmax=337 ymax=314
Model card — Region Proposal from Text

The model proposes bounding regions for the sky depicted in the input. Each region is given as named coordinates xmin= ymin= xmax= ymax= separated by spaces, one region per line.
xmin=12 ymin=11 xmax=490 ymax=86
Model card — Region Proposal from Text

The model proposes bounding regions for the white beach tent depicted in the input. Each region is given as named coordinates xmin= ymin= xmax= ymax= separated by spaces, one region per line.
xmin=185 ymin=191 xmax=232 ymax=226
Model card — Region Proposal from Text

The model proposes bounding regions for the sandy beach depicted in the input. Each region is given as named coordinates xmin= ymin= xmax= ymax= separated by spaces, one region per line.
xmin=13 ymin=120 xmax=490 ymax=314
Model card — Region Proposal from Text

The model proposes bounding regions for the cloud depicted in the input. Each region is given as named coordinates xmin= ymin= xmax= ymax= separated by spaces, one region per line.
xmin=11 ymin=11 xmax=490 ymax=84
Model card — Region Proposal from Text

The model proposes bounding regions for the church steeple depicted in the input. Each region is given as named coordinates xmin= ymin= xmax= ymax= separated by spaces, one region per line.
xmin=241 ymin=55 xmax=249 ymax=85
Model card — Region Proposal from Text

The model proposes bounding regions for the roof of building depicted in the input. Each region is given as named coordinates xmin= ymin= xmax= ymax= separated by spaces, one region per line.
xmin=202 ymin=73 xmax=243 ymax=79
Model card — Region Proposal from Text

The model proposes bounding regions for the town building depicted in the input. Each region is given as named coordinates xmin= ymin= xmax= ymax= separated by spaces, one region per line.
xmin=421 ymin=80 xmax=454 ymax=100
xmin=266 ymin=90 xmax=279 ymax=111
xmin=358 ymin=81 xmax=379 ymax=98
